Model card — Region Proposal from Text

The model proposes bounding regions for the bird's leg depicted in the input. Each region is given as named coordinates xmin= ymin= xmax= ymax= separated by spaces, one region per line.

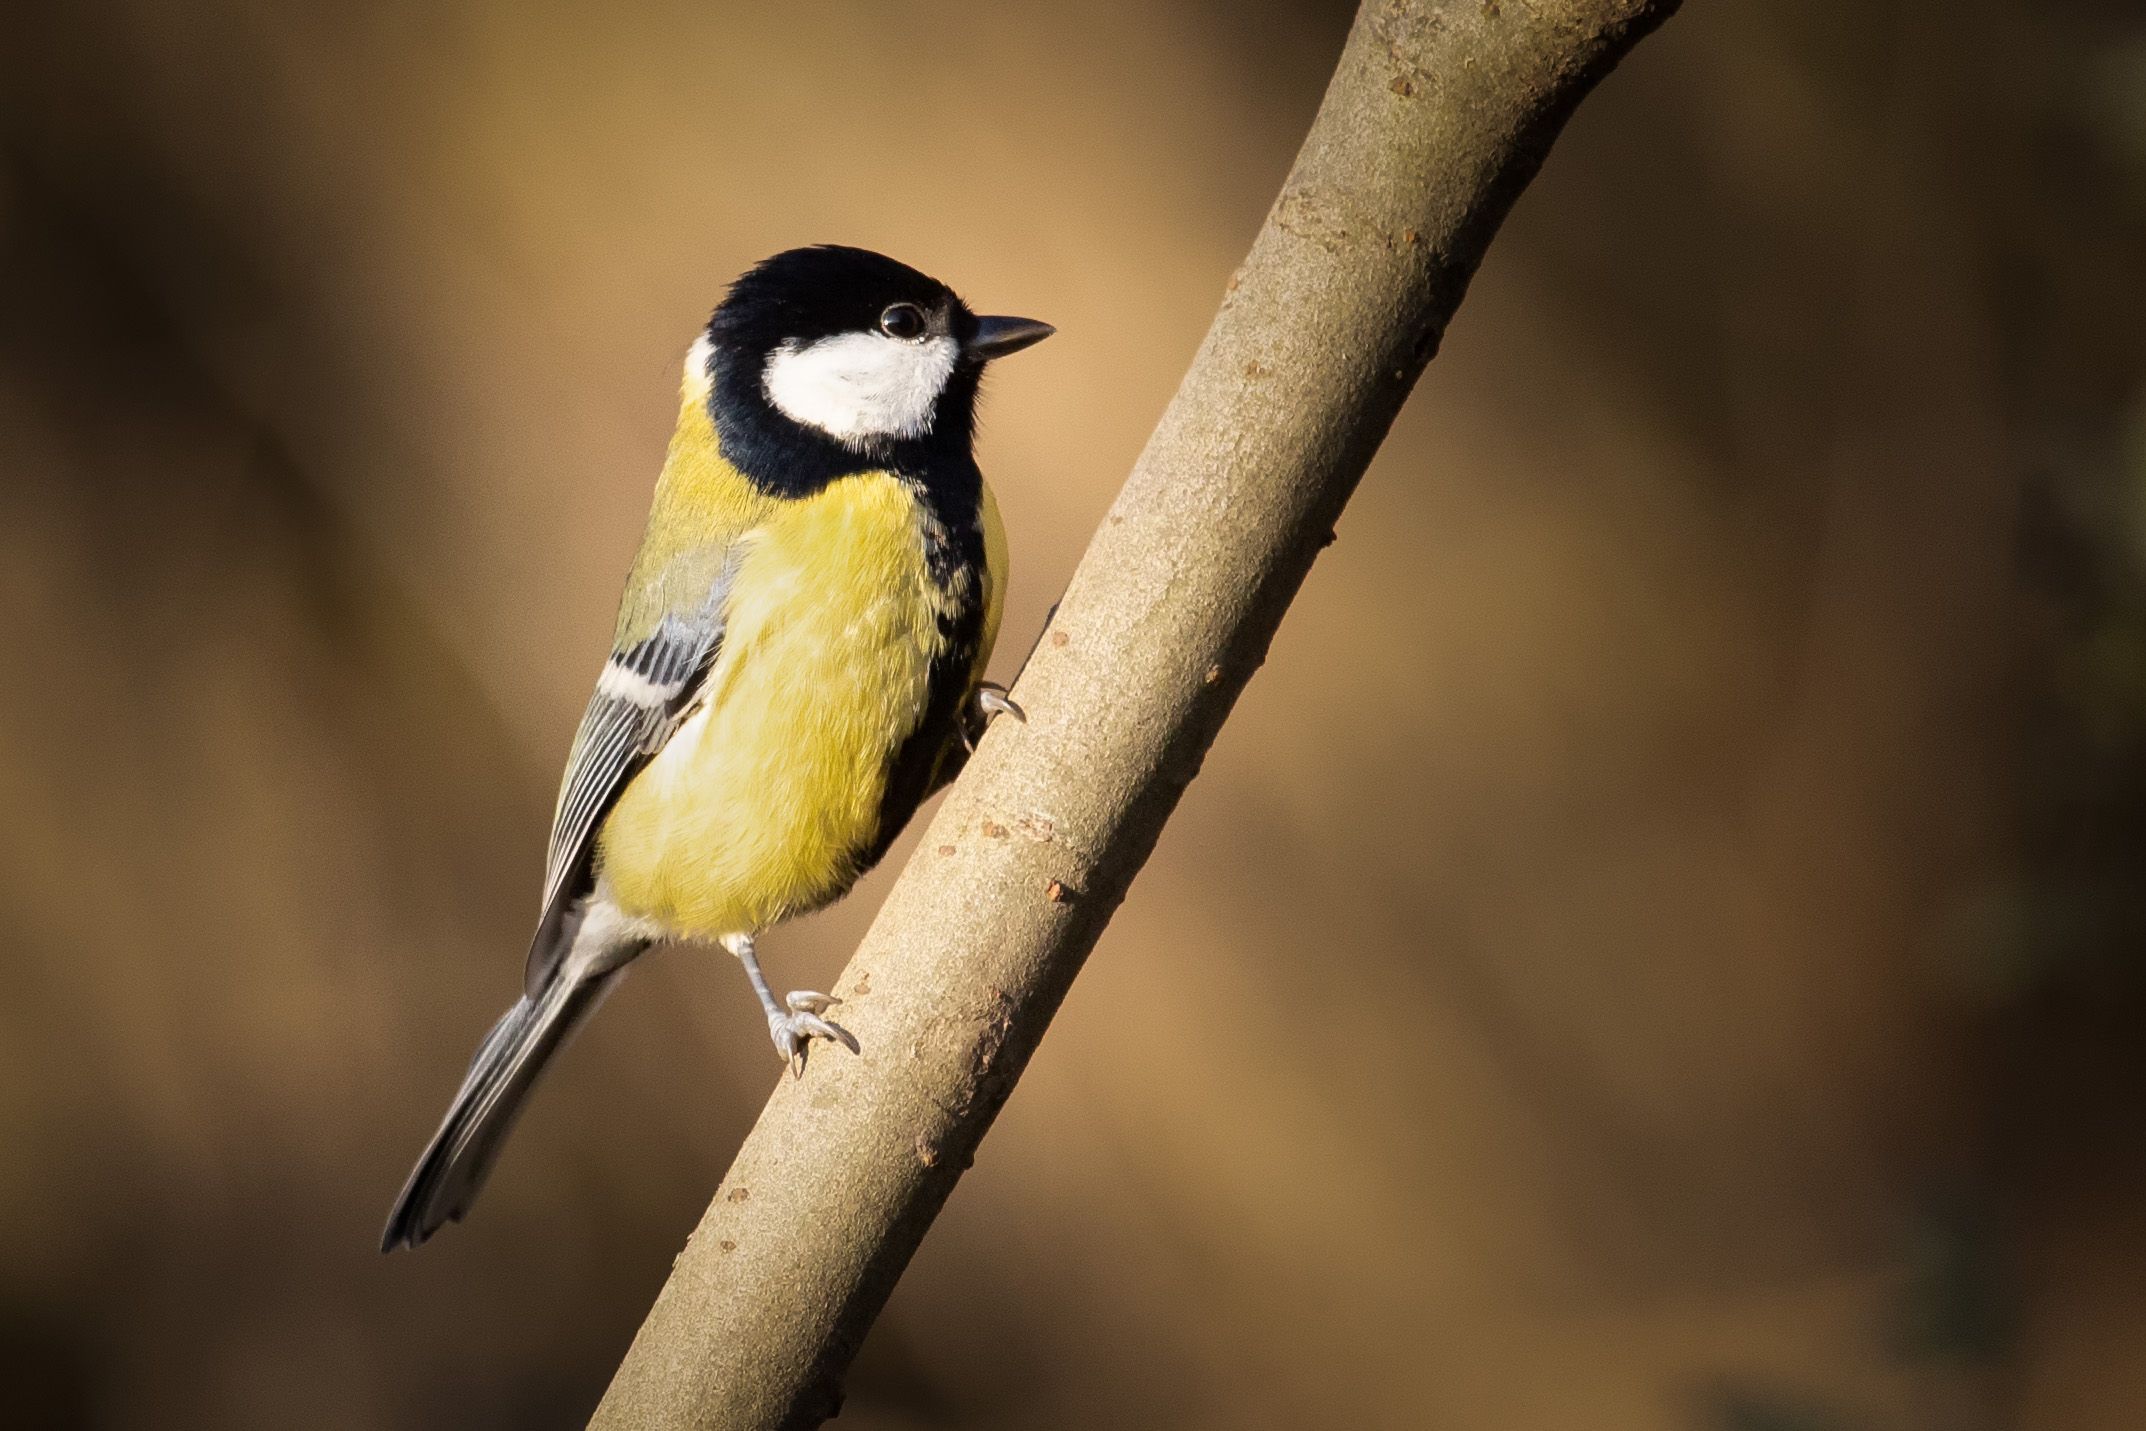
xmin=720 ymin=932 xmax=859 ymax=1076
xmin=961 ymin=681 xmax=1025 ymax=752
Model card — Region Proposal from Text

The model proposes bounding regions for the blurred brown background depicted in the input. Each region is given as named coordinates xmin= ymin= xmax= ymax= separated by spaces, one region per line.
xmin=2 ymin=1 xmax=2143 ymax=1427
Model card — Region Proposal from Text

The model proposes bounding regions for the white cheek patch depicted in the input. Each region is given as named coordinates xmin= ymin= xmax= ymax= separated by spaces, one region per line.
xmin=762 ymin=330 xmax=959 ymax=447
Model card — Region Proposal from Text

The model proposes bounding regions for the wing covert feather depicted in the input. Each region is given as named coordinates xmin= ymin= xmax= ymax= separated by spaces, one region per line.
xmin=524 ymin=598 xmax=728 ymax=994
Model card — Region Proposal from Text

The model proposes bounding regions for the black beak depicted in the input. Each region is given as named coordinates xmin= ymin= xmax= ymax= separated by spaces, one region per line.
xmin=967 ymin=315 xmax=1055 ymax=360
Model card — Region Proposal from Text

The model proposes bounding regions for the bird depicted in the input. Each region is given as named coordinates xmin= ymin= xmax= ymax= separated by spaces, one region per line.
xmin=381 ymin=245 xmax=1052 ymax=1251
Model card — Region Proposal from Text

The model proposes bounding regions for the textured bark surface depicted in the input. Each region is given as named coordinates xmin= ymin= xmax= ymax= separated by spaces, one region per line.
xmin=590 ymin=1 xmax=1682 ymax=1425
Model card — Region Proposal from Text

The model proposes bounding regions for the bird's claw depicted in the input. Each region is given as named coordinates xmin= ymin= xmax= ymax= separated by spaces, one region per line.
xmin=962 ymin=682 xmax=1025 ymax=752
xmin=769 ymin=990 xmax=859 ymax=1076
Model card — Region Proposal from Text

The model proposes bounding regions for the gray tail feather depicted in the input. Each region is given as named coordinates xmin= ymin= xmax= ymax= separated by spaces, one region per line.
xmin=381 ymin=966 xmax=623 ymax=1252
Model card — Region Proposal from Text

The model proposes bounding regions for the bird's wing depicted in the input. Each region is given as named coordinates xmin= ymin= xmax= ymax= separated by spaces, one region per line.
xmin=523 ymin=592 xmax=729 ymax=995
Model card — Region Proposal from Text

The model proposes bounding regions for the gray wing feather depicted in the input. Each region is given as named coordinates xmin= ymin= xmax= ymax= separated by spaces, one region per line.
xmin=523 ymin=604 xmax=726 ymax=995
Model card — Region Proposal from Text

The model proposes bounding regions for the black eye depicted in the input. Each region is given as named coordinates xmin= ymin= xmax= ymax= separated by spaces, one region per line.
xmin=879 ymin=303 xmax=927 ymax=340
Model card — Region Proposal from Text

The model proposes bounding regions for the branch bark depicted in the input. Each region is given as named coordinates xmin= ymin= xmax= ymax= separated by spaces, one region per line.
xmin=591 ymin=1 xmax=1681 ymax=1425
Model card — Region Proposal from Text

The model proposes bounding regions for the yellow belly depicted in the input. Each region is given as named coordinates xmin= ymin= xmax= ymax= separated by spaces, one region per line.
xmin=595 ymin=472 xmax=950 ymax=937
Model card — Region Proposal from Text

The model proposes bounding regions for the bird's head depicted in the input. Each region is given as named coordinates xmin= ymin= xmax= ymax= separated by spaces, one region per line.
xmin=696 ymin=245 xmax=1052 ymax=488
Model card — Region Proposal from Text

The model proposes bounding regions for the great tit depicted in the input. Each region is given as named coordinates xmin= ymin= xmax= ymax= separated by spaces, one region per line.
xmin=382 ymin=246 xmax=1052 ymax=1251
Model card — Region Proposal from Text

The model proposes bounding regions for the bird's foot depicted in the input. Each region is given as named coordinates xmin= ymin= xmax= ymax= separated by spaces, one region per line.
xmin=769 ymin=991 xmax=859 ymax=1076
xmin=961 ymin=682 xmax=1025 ymax=752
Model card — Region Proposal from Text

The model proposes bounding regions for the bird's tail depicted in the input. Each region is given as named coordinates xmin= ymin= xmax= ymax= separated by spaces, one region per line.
xmin=381 ymin=964 xmax=624 ymax=1251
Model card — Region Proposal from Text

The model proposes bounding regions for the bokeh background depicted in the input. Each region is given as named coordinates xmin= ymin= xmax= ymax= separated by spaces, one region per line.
xmin=2 ymin=0 xmax=2143 ymax=1426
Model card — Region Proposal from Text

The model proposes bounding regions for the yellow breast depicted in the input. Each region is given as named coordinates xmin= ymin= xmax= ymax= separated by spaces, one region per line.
xmin=595 ymin=470 xmax=955 ymax=937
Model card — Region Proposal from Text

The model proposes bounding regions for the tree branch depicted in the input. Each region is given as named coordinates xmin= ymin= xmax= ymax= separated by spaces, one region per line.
xmin=590 ymin=1 xmax=1681 ymax=1425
